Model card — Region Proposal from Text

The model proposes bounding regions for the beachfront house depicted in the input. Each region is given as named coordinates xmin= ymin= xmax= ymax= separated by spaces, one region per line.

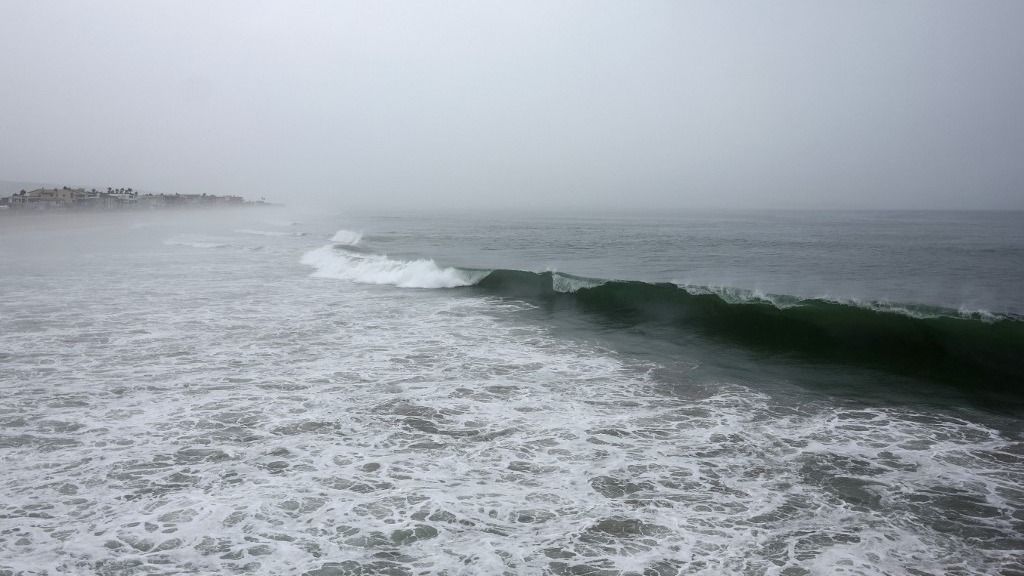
xmin=8 ymin=188 xmax=77 ymax=209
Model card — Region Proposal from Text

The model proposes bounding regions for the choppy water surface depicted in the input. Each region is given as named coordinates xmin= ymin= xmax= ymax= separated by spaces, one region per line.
xmin=1 ymin=210 xmax=1022 ymax=575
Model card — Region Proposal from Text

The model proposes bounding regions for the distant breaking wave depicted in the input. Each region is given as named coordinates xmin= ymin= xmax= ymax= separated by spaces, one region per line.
xmin=302 ymin=234 xmax=1024 ymax=393
xmin=330 ymin=229 xmax=363 ymax=246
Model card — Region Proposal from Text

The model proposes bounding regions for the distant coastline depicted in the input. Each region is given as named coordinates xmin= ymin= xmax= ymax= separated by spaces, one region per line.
xmin=0 ymin=186 xmax=274 ymax=211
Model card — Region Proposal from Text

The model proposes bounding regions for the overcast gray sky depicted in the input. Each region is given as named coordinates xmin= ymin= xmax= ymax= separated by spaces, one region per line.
xmin=1 ymin=1 xmax=1022 ymax=210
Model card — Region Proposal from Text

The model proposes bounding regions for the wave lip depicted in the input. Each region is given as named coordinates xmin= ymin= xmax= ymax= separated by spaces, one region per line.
xmin=301 ymin=245 xmax=482 ymax=289
xmin=330 ymin=229 xmax=363 ymax=246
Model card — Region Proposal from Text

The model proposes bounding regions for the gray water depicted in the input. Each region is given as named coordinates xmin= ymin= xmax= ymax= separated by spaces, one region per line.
xmin=1 ymin=209 xmax=1022 ymax=575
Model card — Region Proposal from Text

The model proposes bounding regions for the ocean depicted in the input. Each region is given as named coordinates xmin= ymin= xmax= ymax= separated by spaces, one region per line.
xmin=1 ymin=208 xmax=1021 ymax=575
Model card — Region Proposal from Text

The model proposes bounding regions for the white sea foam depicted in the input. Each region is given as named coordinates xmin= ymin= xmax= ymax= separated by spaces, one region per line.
xmin=551 ymin=272 xmax=606 ymax=293
xmin=957 ymin=305 xmax=999 ymax=321
xmin=3 ymin=218 xmax=1022 ymax=576
xmin=300 ymin=244 xmax=482 ymax=288
xmin=673 ymin=283 xmax=994 ymax=318
xmin=330 ymin=229 xmax=363 ymax=246
xmin=674 ymin=282 xmax=787 ymax=306
xmin=3 ymin=268 xmax=1020 ymax=574
xmin=814 ymin=295 xmax=999 ymax=320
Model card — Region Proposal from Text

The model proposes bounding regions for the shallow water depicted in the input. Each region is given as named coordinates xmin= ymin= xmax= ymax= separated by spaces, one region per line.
xmin=1 ymin=209 xmax=1021 ymax=575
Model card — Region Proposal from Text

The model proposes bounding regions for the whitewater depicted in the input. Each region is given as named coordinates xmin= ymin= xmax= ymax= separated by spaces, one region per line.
xmin=1 ymin=209 xmax=1021 ymax=575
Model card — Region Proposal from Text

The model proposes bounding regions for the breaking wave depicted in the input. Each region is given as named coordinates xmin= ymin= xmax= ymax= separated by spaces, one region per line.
xmin=330 ymin=229 xmax=363 ymax=246
xmin=474 ymin=270 xmax=1024 ymax=393
xmin=301 ymin=245 xmax=483 ymax=289
xmin=301 ymin=238 xmax=1023 ymax=394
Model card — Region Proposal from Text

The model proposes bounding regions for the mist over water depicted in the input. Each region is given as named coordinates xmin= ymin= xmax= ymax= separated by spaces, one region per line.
xmin=1 ymin=208 xmax=1022 ymax=575
xmin=3 ymin=2 xmax=1024 ymax=211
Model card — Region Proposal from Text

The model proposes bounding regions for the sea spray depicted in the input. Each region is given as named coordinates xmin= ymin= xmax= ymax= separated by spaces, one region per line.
xmin=301 ymin=244 xmax=481 ymax=289
xmin=330 ymin=229 xmax=363 ymax=246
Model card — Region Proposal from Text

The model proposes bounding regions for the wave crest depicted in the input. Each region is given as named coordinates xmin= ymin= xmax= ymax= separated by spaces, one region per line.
xmin=330 ymin=229 xmax=363 ymax=246
xmin=301 ymin=245 xmax=481 ymax=289
xmin=475 ymin=269 xmax=1024 ymax=393
xmin=298 ymin=244 xmax=1023 ymax=392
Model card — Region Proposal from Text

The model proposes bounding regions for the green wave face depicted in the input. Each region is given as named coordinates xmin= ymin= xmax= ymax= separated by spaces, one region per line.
xmin=473 ymin=269 xmax=1024 ymax=394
